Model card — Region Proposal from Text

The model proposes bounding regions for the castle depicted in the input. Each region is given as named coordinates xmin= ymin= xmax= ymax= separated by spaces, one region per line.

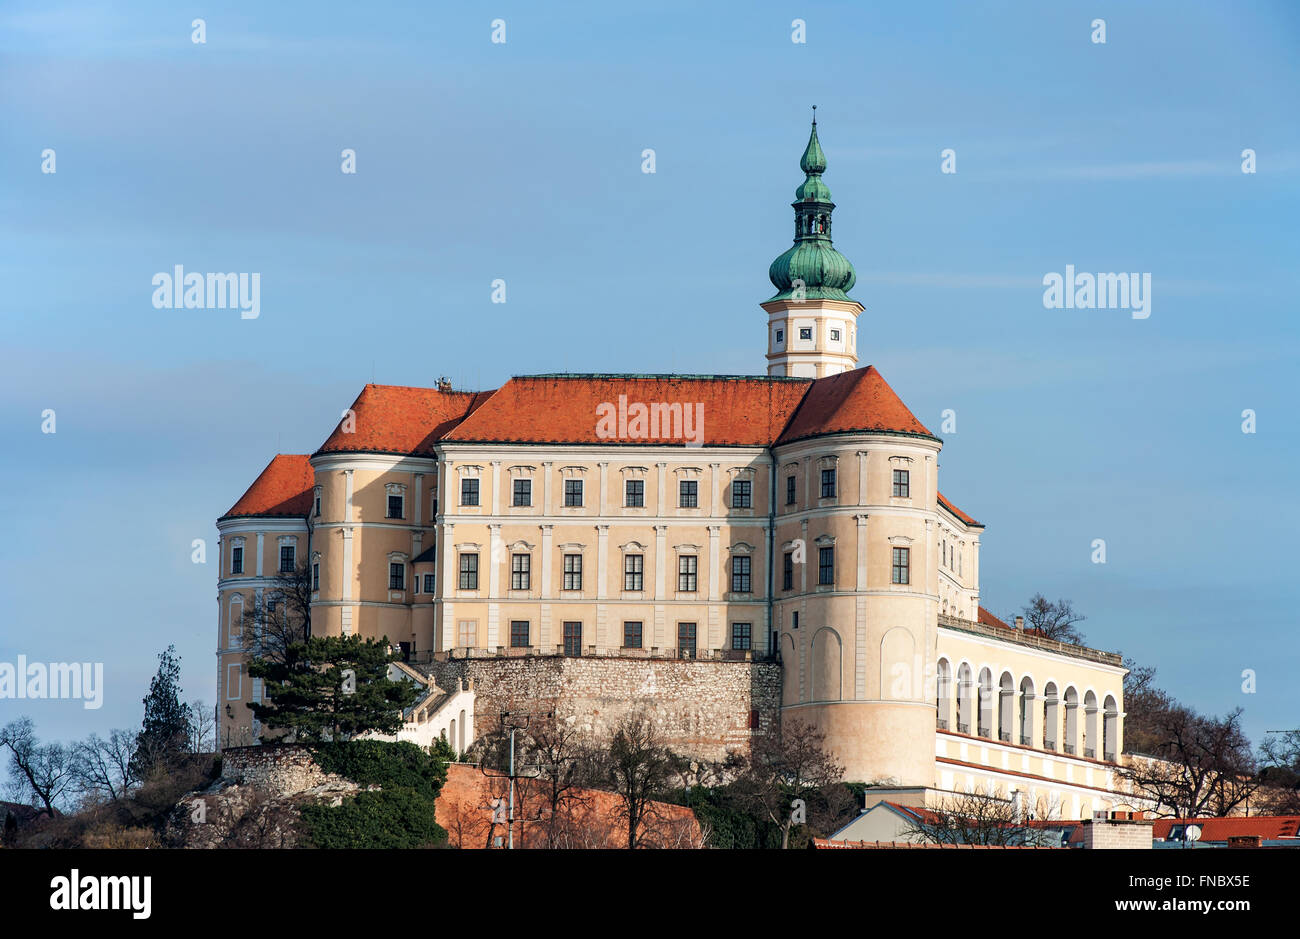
xmin=216 ymin=120 xmax=1137 ymax=819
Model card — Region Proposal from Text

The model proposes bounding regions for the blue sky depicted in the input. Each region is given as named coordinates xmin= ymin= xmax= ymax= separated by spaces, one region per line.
xmin=2 ymin=1 xmax=1297 ymax=774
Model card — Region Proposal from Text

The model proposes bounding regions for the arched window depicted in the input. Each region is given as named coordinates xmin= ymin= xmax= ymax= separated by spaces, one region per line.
xmin=1063 ymin=687 xmax=1080 ymax=755
xmin=998 ymin=672 xmax=1015 ymax=742
xmin=977 ymin=668 xmax=994 ymax=738
xmin=1019 ymin=677 xmax=1036 ymax=747
xmin=936 ymin=659 xmax=953 ymax=730
xmin=956 ymin=664 xmax=973 ymax=734
xmin=1083 ymin=690 xmax=1099 ymax=758
xmin=1103 ymin=695 xmax=1119 ymax=761
xmin=1043 ymin=683 xmax=1059 ymax=751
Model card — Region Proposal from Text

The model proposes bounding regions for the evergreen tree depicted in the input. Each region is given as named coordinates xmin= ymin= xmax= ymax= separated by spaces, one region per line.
xmin=130 ymin=645 xmax=192 ymax=779
xmin=247 ymin=635 xmax=417 ymax=742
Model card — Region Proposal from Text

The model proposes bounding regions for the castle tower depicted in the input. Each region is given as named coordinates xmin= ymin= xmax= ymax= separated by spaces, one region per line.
xmin=764 ymin=114 xmax=864 ymax=377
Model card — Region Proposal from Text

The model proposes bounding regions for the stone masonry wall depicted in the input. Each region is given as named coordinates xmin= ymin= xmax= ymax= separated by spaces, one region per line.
xmin=222 ymin=745 xmax=351 ymax=798
xmin=424 ymin=655 xmax=782 ymax=764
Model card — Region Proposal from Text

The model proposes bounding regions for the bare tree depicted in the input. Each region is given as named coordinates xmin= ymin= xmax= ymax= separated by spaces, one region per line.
xmin=526 ymin=712 xmax=595 ymax=849
xmin=1 ymin=718 xmax=75 ymax=816
xmin=1257 ymin=730 xmax=1300 ymax=814
xmin=1116 ymin=706 xmax=1258 ymax=817
xmin=596 ymin=714 xmax=680 ymax=849
xmin=1121 ymin=656 xmax=1173 ymax=755
xmin=1020 ymin=594 xmax=1087 ymax=645
xmin=71 ymin=730 xmax=137 ymax=802
xmin=732 ymin=718 xmax=845 ymax=849
xmin=188 ymin=700 xmax=216 ymax=754
xmin=902 ymin=790 xmax=1056 ymax=846
xmin=239 ymin=564 xmax=313 ymax=665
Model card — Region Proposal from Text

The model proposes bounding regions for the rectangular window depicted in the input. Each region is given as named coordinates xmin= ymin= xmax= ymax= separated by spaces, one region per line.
xmin=387 ymin=494 xmax=404 ymax=518
xmin=458 ymin=620 xmax=476 ymax=648
xmin=312 ymin=562 xmax=320 ymax=591
xmin=818 ymin=546 xmax=834 ymax=586
xmin=279 ymin=545 xmax=295 ymax=573
xmin=389 ymin=562 xmax=405 ymax=590
xmin=564 ymin=479 xmax=583 ymax=507
xmin=892 ymin=547 xmax=910 ymax=584
xmin=678 ymin=622 xmax=697 ymax=658
xmin=624 ymin=554 xmax=644 ymax=591
xmin=511 ymin=553 xmax=531 ymax=590
xmin=782 ymin=552 xmax=794 ymax=591
xmin=678 ymin=555 xmax=698 ymax=592
xmin=830 ymin=328 xmax=841 ymax=341
xmin=563 ymin=554 xmax=582 ymax=590
xmin=623 ymin=621 xmax=643 ymax=649
xmin=892 ymin=469 xmax=910 ymax=498
xmin=786 ymin=475 xmax=796 ymax=505
xmin=512 ymin=478 xmax=532 ymax=507
xmin=314 ymin=493 xmax=321 ymax=517
xmin=731 ymin=555 xmax=752 ymax=593
xmin=625 ymin=479 xmax=644 ymax=507
xmin=732 ymin=479 xmax=752 ymax=509
xmin=510 ymin=620 xmax=530 ymax=648
xmin=679 ymin=479 xmax=698 ymax=508
xmin=461 ymin=478 xmax=479 ymax=506
xmin=792 ymin=611 xmax=799 ymax=629
xmin=799 ymin=327 xmax=812 ymax=340
xmin=732 ymin=622 xmax=752 ymax=650
xmin=820 ymin=468 xmax=837 ymax=499
xmin=563 ymin=622 xmax=582 ymax=656
xmin=231 ymin=546 xmax=244 ymax=574
xmin=458 ymin=553 xmax=479 ymax=590
xmin=423 ymin=573 xmax=436 ymax=594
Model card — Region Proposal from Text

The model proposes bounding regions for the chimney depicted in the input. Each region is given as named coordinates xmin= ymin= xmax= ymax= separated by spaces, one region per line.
xmin=1014 ymin=616 xmax=1025 ymax=630
xmin=437 ymin=376 xmax=452 ymax=393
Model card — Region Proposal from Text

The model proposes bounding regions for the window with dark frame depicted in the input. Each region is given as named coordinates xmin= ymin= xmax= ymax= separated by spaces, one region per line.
xmin=314 ymin=493 xmax=321 ymax=517
xmin=422 ymin=573 xmax=436 ymax=594
xmin=387 ymin=494 xmax=404 ymax=518
xmin=732 ymin=479 xmax=752 ymax=508
xmin=513 ymin=478 xmax=532 ymax=507
xmin=892 ymin=547 xmax=910 ymax=584
xmin=678 ymin=555 xmax=698 ymax=592
xmin=511 ymin=553 xmax=530 ymax=590
xmin=792 ymin=611 xmax=799 ymax=629
xmin=786 ymin=475 xmax=796 ymax=505
xmin=623 ymin=621 xmax=643 ymax=649
xmin=510 ymin=620 xmax=530 ymax=648
xmin=461 ymin=478 xmax=479 ymax=506
xmin=830 ymin=328 xmax=841 ymax=341
xmin=312 ymin=562 xmax=320 ymax=591
xmin=783 ymin=552 xmax=794 ymax=590
xmin=679 ymin=479 xmax=698 ymax=508
xmin=458 ymin=553 xmax=478 ymax=590
xmin=775 ymin=328 xmax=784 ymax=343
xmin=731 ymin=555 xmax=751 ymax=593
xmin=389 ymin=562 xmax=405 ymax=590
xmin=563 ymin=554 xmax=582 ymax=590
xmin=799 ymin=327 xmax=812 ymax=340
xmin=231 ymin=546 xmax=243 ymax=574
xmin=732 ymin=622 xmax=752 ymax=650
xmin=564 ymin=479 xmax=583 ymax=507
xmin=678 ymin=622 xmax=697 ymax=658
xmin=563 ymin=621 xmax=582 ymax=656
xmin=624 ymin=554 xmax=644 ymax=591
xmin=279 ymin=545 xmax=295 ymax=573
xmin=625 ymin=479 xmax=644 ymax=507
xmin=818 ymin=546 xmax=834 ymax=585
xmin=892 ymin=469 xmax=910 ymax=498
xmin=820 ymin=468 xmax=837 ymax=499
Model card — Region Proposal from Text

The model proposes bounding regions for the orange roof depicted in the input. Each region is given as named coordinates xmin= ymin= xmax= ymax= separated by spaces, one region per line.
xmin=1151 ymin=816 xmax=1300 ymax=842
xmin=777 ymin=366 xmax=935 ymax=445
xmin=315 ymin=384 xmax=494 ymax=457
xmin=444 ymin=374 xmax=811 ymax=447
xmin=938 ymin=491 xmax=981 ymax=527
xmin=814 ymin=838 xmax=1057 ymax=849
xmin=222 ymin=455 xmax=314 ymax=519
xmin=978 ymin=606 xmax=1011 ymax=630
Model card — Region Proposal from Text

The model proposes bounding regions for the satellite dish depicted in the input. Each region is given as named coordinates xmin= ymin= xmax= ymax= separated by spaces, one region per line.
xmin=1185 ymin=825 xmax=1202 ymax=842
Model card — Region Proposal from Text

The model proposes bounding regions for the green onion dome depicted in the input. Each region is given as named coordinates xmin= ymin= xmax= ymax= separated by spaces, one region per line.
xmin=768 ymin=117 xmax=858 ymax=302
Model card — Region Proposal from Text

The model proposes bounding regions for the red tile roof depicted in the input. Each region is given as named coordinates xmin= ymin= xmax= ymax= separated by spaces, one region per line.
xmin=222 ymin=455 xmax=315 ymax=519
xmin=777 ymin=366 xmax=936 ymax=445
xmin=316 ymin=384 xmax=494 ymax=457
xmin=443 ymin=375 xmax=812 ymax=447
xmin=1151 ymin=816 xmax=1300 ymax=842
xmin=938 ymin=491 xmax=981 ymax=527
xmin=815 ymin=838 xmax=1057 ymax=849
xmin=978 ymin=606 xmax=1011 ymax=630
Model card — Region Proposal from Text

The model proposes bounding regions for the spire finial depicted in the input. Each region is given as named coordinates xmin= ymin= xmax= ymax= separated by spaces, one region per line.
xmin=811 ymin=104 xmax=817 ymax=125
